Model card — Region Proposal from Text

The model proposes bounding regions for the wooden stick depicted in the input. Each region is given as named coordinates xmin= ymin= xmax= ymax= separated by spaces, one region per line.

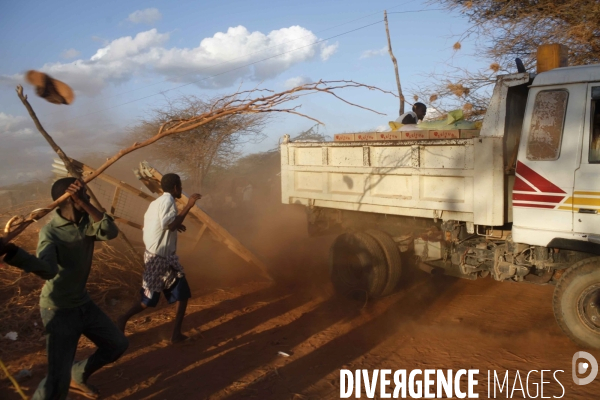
xmin=14 ymin=86 xmax=144 ymax=265
xmin=384 ymin=10 xmax=405 ymax=115
xmin=16 ymin=86 xmax=77 ymax=177
xmin=16 ymin=85 xmax=105 ymax=210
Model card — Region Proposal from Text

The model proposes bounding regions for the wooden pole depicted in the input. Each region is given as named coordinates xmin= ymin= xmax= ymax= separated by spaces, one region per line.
xmin=384 ymin=10 xmax=405 ymax=115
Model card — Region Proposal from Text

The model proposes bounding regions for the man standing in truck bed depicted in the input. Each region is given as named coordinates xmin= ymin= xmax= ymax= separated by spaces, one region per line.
xmin=0 ymin=178 xmax=128 ymax=399
xmin=118 ymin=173 xmax=201 ymax=343
xmin=397 ymin=102 xmax=427 ymax=124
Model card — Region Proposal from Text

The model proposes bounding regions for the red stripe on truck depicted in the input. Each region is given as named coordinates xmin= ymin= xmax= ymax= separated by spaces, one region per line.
xmin=513 ymin=176 xmax=537 ymax=192
xmin=512 ymin=193 xmax=565 ymax=203
xmin=516 ymin=161 xmax=566 ymax=194
xmin=513 ymin=202 xmax=556 ymax=209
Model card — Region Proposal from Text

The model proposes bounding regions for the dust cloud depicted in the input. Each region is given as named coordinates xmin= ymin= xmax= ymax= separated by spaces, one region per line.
xmin=5 ymin=140 xmax=600 ymax=400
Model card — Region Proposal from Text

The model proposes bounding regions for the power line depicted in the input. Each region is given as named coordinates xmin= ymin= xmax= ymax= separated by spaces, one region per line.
xmin=35 ymin=0 xmax=425 ymax=119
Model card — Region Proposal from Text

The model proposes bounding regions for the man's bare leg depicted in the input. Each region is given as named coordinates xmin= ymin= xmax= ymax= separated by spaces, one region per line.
xmin=117 ymin=303 xmax=146 ymax=333
xmin=171 ymin=299 xmax=188 ymax=343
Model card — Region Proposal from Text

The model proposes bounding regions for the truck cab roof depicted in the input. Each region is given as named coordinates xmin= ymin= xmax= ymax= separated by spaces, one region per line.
xmin=532 ymin=64 xmax=600 ymax=87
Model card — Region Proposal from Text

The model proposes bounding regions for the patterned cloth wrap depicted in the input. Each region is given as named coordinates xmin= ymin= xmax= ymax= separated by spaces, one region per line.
xmin=142 ymin=250 xmax=185 ymax=298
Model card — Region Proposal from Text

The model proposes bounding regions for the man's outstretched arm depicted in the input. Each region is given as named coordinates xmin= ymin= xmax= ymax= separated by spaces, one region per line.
xmin=167 ymin=193 xmax=202 ymax=232
xmin=1 ymin=236 xmax=58 ymax=280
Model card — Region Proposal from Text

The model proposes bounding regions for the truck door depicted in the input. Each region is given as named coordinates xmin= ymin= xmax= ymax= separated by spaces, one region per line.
xmin=513 ymin=83 xmax=586 ymax=243
xmin=573 ymin=85 xmax=600 ymax=239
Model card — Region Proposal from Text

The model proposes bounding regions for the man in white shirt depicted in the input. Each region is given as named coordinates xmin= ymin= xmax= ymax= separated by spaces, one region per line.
xmin=118 ymin=173 xmax=201 ymax=343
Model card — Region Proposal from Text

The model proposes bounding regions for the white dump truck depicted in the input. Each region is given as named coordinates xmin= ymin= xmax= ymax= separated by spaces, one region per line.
xmin=280 ymin=55 xmax=600 ymax=348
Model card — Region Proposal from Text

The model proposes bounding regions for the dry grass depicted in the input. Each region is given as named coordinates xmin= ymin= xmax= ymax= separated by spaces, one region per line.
xmin=0 ymin=200 xmax=142 ymax=355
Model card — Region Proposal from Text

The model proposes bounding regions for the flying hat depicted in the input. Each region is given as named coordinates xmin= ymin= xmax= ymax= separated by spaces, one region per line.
xmin=25 ymin=70 xmax=75 ymax=105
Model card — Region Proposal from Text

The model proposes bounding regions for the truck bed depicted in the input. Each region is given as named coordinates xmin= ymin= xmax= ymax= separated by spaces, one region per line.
xmin=280 ymin=136 xmax=506 ymax=226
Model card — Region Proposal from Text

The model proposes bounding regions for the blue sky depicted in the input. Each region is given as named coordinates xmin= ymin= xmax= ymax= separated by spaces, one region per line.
xmin=0 ymin=0 xmax=486 ymax=186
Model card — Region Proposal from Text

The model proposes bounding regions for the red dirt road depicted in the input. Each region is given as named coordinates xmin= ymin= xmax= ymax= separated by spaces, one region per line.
xmin=2 ymin=204 xmax=600 ymax=399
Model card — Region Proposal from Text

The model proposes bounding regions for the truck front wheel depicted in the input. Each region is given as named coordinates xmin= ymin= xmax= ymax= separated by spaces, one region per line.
xmin=553 ymin=257 xmax=600 ymax=349
xmin=329 ymin=232 xmax=388 ymax=299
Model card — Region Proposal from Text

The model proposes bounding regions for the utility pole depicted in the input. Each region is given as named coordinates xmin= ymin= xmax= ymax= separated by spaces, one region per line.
xmin=384 ymin=10 xmax=404 ymax=115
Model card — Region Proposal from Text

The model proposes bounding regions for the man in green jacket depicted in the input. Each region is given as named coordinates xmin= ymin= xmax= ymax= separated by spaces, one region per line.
xmin=0 ymin=178 xmax=128 ymax=399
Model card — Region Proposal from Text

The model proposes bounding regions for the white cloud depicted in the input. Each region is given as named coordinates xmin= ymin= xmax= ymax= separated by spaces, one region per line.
xmin=1 ymin=26 xmax=336 ymax=95
xmin=0 ymin=114 xmax=40 ymax=185
xmin=320 ymin=42 xmax=338 ymax=61
xmin=0 ymin=113 xmax=33 ymax=136
xmin=127 ymin=8 xmax=162 ymax=25
xmin=284 ymin=76 xmax=312 ymax=89
xmin=61 ymin=48 xmax=81 ymax=59
xmin=0 ymin=113 xmax=123 ymax=186
xmin=0 ymin=113 xmax=25 ymax=131
xmin=360 ymin=46 xmax=387 ymax=59
xmin=0 ymin=73 xmax=22 ymax=87
xmin=90 ymin=29 xmax=169 ymax=62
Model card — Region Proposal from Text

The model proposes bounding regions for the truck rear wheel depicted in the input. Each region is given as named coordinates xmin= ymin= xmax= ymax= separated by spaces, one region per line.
xmin=366 ymin=230 xmax=402 ymax=296
xmin=553 ymin=257 xmax=600 ymax=349
xmin=329 ymin=232 xmax=388 ymax=299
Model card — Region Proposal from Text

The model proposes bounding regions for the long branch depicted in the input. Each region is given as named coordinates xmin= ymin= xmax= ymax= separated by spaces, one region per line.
xmin=5 ymin=80 xmax=395 ymax=241
xmin=15 ymin=86 xmax=78 ymax=177
xmin=13 ymin=85 xmax=145 ymax=264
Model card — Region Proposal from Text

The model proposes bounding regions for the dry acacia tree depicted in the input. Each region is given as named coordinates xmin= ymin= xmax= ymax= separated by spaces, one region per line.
xmin=5 ymin=80 xmax=394 ymax=241
xmin=127 ymin=95 xmax=267 ymax=192
xmin=417 ymin=0 xmax=600 ymax=118
xmin=446 ymin=0 xmax=600 ymax=66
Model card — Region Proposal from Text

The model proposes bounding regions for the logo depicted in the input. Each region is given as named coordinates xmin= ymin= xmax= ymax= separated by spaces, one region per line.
xmin=572 ymin=351 xmax=598 ymax=385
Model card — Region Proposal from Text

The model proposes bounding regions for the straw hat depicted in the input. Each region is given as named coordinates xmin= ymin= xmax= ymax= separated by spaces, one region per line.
xmin=25 ymin=70 xmax=75 ymax=105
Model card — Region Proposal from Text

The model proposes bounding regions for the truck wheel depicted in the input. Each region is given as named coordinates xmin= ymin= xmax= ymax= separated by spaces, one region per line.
xmin=329 ymin=232 xmax=388 ymax=299
xmin=366 ymin=230 xmax=402 ymax=296
xmin=553 ymin=257 xmax=600 ymax=349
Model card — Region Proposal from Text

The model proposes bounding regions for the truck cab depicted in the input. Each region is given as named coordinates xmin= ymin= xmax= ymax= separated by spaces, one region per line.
xmin=513 ymin=66 xmax=600 ymax=250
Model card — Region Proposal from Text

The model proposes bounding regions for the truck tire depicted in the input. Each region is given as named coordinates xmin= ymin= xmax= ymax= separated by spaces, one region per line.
xmin=329 ymin=232 xmax=388 ymax=299
xmin=366 ymin=229 xmax=402 ymax=296
xmin=553 ymin=257 xmax=600 ymax=349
